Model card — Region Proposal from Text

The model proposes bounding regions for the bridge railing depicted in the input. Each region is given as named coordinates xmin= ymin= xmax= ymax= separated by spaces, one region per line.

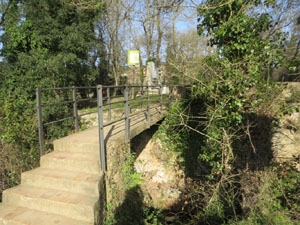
xmin=36 ymin=84 xmax=171 ymax=171
xmin=36 ymin=86 xmax=98 ymax=157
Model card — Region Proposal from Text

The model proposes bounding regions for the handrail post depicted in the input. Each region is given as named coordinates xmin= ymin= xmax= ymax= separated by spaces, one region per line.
xmin=97 ymin=85 xmax=106 ymax=171
xmin=107 ymin=87 xmax=111 ymax=121
xmin=141 ymin=86 xmax=144 ymax=109
xmin=168 ymin=85 xmax=172 ymax=106
xmin=160 ymin=85 xmax=163 ymax=114
xmin=72 ymin=86 xmax=79 ymax=131
xmin=129 ymin=86 xmax=132 ymax=114
xmin=36 ymin=88 xmax=44 ymax=156
xmin=124 ymin=85 xmax=130 ymax=142
xmin=147 ymin=85 xmax=150 ymax=128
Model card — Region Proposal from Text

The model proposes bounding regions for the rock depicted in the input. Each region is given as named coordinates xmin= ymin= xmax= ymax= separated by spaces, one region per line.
xmin=272 ymin=111 xmax=300 ymax=171
xmin=134 ymin=139 xmax=185 ymax=208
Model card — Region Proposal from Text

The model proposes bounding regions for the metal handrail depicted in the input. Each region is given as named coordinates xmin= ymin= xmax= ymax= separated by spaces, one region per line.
xmin=36 ymin=86 xmax=98 ymax=156
xmin=102 ymin=100 xmax=125 ymax=106
xmin=78 ymin=111 xmax=98 ymax=117
xmin=77 ymin=97 xmax=97 ymax=102
xmin=44 ymin=116 xmax=74 ymax=126
xmin=37 ymin=84 xmax=175 ymax=171
xmin=42 ymin=100 xmax=74 ymax=107
xmin=41 ymin=87 xmax=74 ymax=91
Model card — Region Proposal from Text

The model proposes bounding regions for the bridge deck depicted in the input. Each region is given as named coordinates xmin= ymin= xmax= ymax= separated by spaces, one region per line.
xmin=54 ymin=106 xmax=167 ymax=157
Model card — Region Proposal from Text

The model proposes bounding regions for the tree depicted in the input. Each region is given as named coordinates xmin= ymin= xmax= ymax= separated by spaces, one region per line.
xmin=0 ymin=0 xmax=18 ymax=27
xmin=198 ymin=0 xmax=283 ymax=67
xmin=1 ymin=0 xmax=102 ymax=91
xmin=283 ymin=16 xmax=300 ymax=80
xmin=101 ymin=0 xmax=135 ymax=85
xmin=0 ymin=0 xmax=103 ymax=171
xmin=165 ymin=28 xmax=213 ymax=84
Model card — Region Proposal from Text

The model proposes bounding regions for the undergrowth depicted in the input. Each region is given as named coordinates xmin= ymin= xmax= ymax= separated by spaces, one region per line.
xmin=104 ymin=143 xmax=165 ymax=225
xmin=143 ymin=56 xmax=300 ymax=224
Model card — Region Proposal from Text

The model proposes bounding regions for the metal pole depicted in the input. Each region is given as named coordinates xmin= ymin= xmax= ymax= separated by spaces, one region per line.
xmin=97 ymin=85 xmax=106 ymax=171
xmin=168 ymin=86 xmax=172 ymax=106
xmin=72 ymin=86 xmax=79 ymax=131
xmin=129 ymin=86 xmax=132 ymax=113
xmin=107 ymin=87 xmax=111 ymax=121
xmin=141 ymin=86 xmax=144 ymax=109
xmin=124 ymin=85 xmax=130 ymax=142
xmin=147 ymin=85 xmax=150 ymax=128
xmin=160 ymin=85 xmax=163 ymax=114
xmin=36 ymin=88 xmax=44 ymax=157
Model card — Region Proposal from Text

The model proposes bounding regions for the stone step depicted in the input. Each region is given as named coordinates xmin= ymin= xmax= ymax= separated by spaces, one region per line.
xmin=0 ymin=205 xmax=92 ymax=225
xmin=54 ymin=139 xmax=99 ymax=153
xmin=53 ymin=127 xmax=99 ymax=153
xmin=2 ymin=185 xmax=98 ymax=223
xmin=40 ymin=151 xmax=100 ymax=174
xmin=21 ymin=167 xmax=102 ymax=197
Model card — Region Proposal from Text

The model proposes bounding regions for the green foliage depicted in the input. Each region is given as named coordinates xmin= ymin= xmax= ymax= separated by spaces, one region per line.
xmin=121 ymin=152 xmax=144 ymax=189
xmin=104 ymin=144 xmax=164 ymax=225
xmin=143 ymin=208 xmax=164 ymax=225
xmin=154 ymin=99 xmax=190 ymax=168
xmin=278 ymin=101 xmax=300 ymax=116
xmin=150 ymin=1 xmax=298 ymax=224
xmin=278 ymin=89 xmax=300 ymax=116
xmin=198 ymin=0 xmax=283 ymax=65
xmin=1 ymin=0 xmax=101 ymax=87
xmin=229 ymin=165 xmax=300 ymax=225
xmin=0 ymin=0 xmax=106 ymax=193
xmin=192 ymin=0 xmax=285 ymax=174
xmin=285 ymin=90 xmax=300 ymax=104
xmin=273 ymin=163 xmax=300 ymax=216
xmin=188 ymin=56 xmax=278 ymax=174
xmin=146 ymin=57 xmax=157 ymax=64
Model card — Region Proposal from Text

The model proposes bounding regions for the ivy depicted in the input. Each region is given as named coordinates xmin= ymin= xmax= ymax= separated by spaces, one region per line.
xmin=198 ymin=0 xmax=283 ymax=65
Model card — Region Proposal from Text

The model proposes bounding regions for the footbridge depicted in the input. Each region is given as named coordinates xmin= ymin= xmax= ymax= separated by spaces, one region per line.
xmin=0 ymin=85 xmax=176 ymax=225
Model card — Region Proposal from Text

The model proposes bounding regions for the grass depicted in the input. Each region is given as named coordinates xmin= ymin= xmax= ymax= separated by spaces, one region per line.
xmin=78 ymin=94 xmax=169 ymax=116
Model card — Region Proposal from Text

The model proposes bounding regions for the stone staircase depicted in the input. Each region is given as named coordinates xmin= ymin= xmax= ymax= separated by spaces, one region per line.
xmin=0 ymin=106 xmax=166 ymax=225
xmin=0 ymin=130 xmax=104 ymax=225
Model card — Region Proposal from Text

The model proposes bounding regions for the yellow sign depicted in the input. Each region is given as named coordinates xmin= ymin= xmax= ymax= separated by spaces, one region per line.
xmin=128 ymin=50 xmax=139 ymax=66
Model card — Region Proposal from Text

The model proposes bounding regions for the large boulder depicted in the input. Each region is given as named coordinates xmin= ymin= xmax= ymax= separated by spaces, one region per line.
xmin=272 ymin=111 xmax=300 ymax=171
xmin=134 ymin=139 xmax=185 ymax=208
xmin=272 ymin=82 xmax=300 ymax=171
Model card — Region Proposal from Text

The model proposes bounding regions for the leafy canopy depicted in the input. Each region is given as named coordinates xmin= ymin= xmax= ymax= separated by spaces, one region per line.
xmin=198 ymin=0 xmax=282 ymax=64
xmin=0 ymin=0 xmax=105 ymax=163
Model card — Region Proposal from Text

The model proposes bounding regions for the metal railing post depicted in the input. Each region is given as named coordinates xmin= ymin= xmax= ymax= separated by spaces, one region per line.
xmin=147 ymin=85 xmax=150 ymax=128
xmin=168 ymin=86 xmax=172 ymax=106
xmin=141 ymin=86 xmax=144 ymax=109
xmin=36 ymin=88 xmax=44 ymax=157
xmin=160 ymin=85 xmax=163 ymax=113
xmin=72 ymin=86 xmax=79 ymax=131
xmin=107 ymin=87 xmax=111 ymax=121
xmin=129 ymin=86 xmax=132 ymax=113
xmin=97 ymin=85 xmax=106 ymax=171
xmin=124 ymin=85 xmax=130 ymax=142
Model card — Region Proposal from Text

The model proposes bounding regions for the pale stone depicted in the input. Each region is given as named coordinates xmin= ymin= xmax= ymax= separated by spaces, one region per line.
xmin=134 ymin=139 xmax=185 ymax=208
xmin=152 ymin=171 xmax=169 ymax=183
xmin=167 ymin=188 xmax=181 ymax=199
xmin=146 ymin=62 xmax=159 ymax=86
xmin=272 ymin=83 xmax=300 ymax=171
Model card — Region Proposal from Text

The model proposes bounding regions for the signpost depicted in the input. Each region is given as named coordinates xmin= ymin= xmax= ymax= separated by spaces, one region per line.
xmin=128 ymin=50 xmax=139 ymax=66
xmin=128 ymin=50 xmax=140 ymax=85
